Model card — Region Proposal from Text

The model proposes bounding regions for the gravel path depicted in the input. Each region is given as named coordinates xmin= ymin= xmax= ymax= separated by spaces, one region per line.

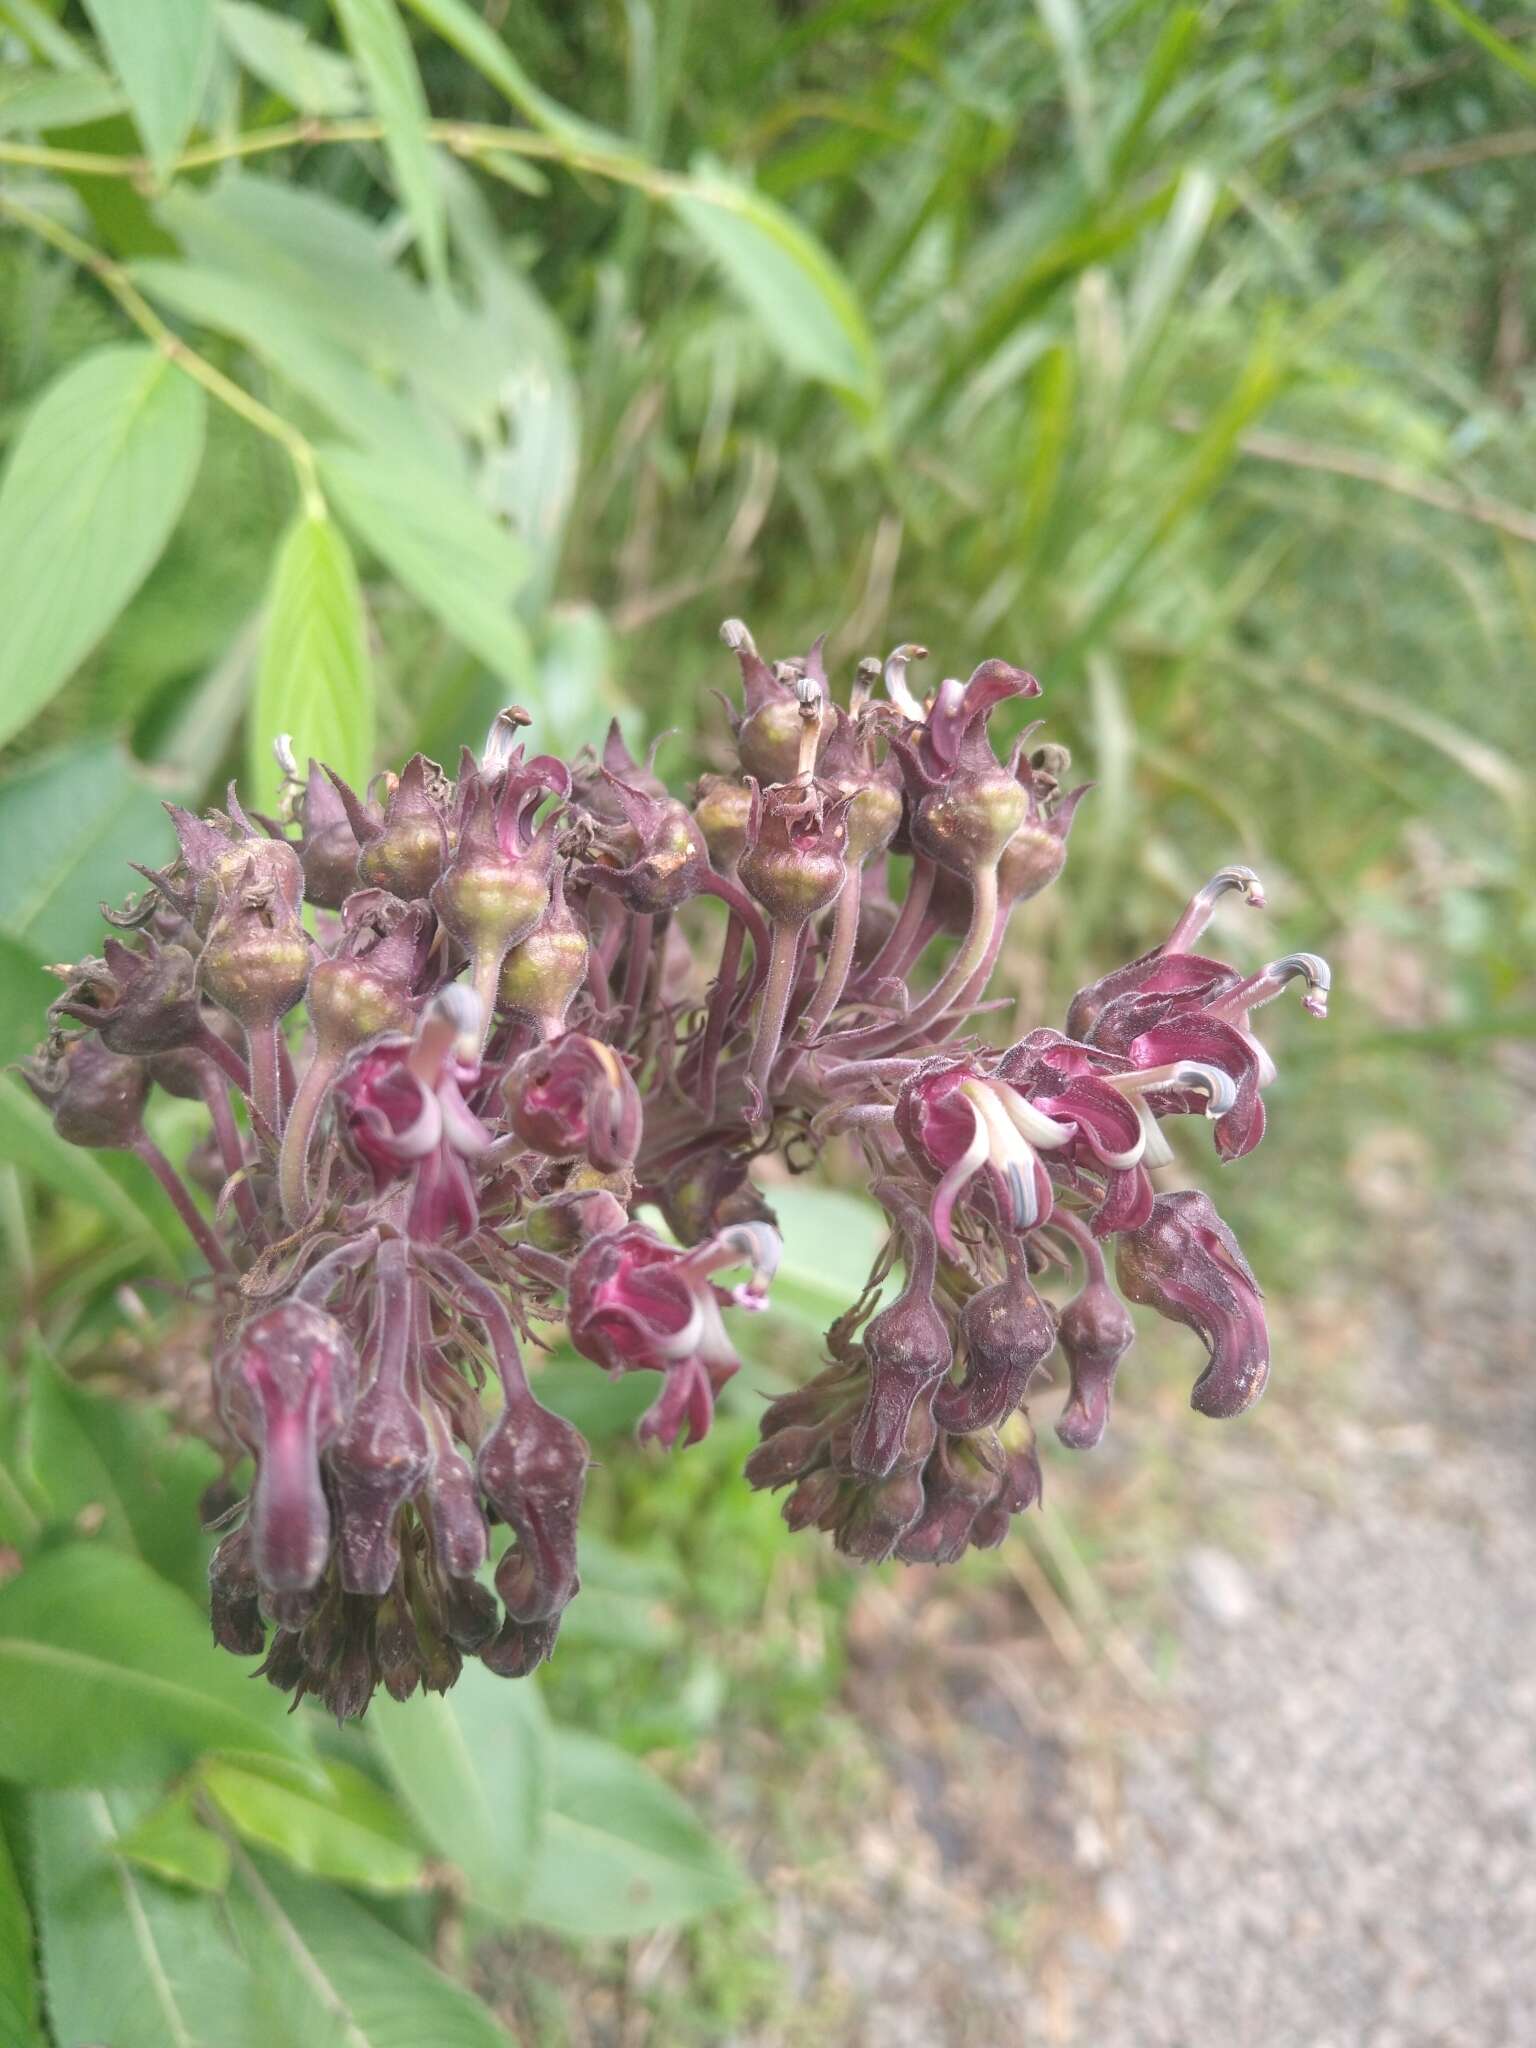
xmin=1060 ymin=1078 xmax=1536 ymax=2047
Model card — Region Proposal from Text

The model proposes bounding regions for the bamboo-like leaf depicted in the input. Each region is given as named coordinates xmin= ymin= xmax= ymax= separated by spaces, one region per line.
xmin=157 ymin=176 xmax=512 ymax=436
xmin=250 ymin=512 xmax=375 ymax=813
xmin=0 ymin=63 xmax=125 ymax=134
xmin=399 ymin=0 xmax=624 ymax=155
xmin=0 ymin=346 xmax=206 ymax=748
xmin=1124 ymin=163 xmax=1219 ymax=385
xmin=670 ymin=169 xmax=884 ymax=418
xmin=1424 ymin=0 xmax=1536 ymax=90
xmin=218 ymin=1 xmax=364 ymax=115
xmin=320 ymin=445 xmax=532 ymax=685
xmin=80 ymin=0 xmax=216 ymax=180
xmin=330 ymin=0 xmax=447 ymax=289
xmin=0 ymin=737 xmax=172 ymax=965
xmin=133 ymin=259 xmax=441 ymax=465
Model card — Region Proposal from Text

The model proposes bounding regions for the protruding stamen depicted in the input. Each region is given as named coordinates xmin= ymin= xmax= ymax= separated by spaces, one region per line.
xmin=883 ymin=643 xmax=928 ymax=721
xmin=1210 ymin=952 xmax=1332 ymax=1023
xmin=990 ymin=1081 xmax=1077 ymax=1152
xmin=1164 ymin=865 xmax=1267 ymax=953
xmin=411 ymin=985 xmax=482 ymax=1079
xmin=720 ymin=618 xmax=757 ymax=657
xmin=1135 ymin=1104 xmax=1176 ymax=1169
xmin=794 ymin=673 xmax=825 ymax=779
xmin=851 ymin=656 xmax=881 ymax=713
xmin=482 ymin=705 xmax=532 ymax=775
xmin=1107 ymin=1062 xmax=1239 ymax=1118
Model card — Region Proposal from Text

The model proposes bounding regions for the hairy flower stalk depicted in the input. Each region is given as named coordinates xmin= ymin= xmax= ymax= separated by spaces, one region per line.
xmin=21 ymin=621 xmax=1330 ymax=1715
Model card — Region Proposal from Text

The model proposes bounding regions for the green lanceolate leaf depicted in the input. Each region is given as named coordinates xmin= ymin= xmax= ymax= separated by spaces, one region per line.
xmin=250 ymin=511 xmax=375 ymax=813
xmin=225 ymin=1846 xmax=511 ymax=2048
xmin=33 ymin=1787 xmax=269 ymax=2048
xmin=520 ymin=1729 xmax=747 ymax=1939
xmin=80 ymin=0 xmax=216 ymax=181
xmin=398 ymin=0 xmax=627 ymax=158
xmin=0 ymin=1079 xmax=175 ymax=1269
xmin=370 ymin=1658 xmax=546 ymax=1921
xmin=320 ymin=444 xmax=532 ymax=686
xmin=0 ymin=346 xmax=206 ymax=748
xmin=23 ymin=1353 xmax=218 ymax=1602
xmin=0 ymin=1546 xmax=313 ymax=1786
xmin=0 ymin=736 xmax=173 ymax=965
xmin=0 ymin=936 xmax=50 ymax=1069
xmin=217 ymin=1 xmax=364 ymax=115
xmin=116 ymin=1782 xmax=231 ymax=1893
xmin=199 ymin=1755 xmax=425 ymax=1894
xmin=0 ymin=1819 xmax=43 ymax=2048
xmin=670 ymin=169 xmax=883 ymax=419
xmin=330 ymin=0 xmax=447 ymax=290
xmin=0 ymin=63 xmax=125 ymax=134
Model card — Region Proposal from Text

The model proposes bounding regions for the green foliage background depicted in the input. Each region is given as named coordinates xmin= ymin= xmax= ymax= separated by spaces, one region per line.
xmin=0 ymin=0 xmax=1531 ymax=2040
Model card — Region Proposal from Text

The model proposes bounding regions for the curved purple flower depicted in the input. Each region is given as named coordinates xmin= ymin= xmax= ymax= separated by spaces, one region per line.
xmin=1115 ymin=1190 xmax=1270 ymax=1419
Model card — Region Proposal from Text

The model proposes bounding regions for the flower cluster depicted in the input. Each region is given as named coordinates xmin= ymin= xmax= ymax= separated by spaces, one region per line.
xmin=22 ymin=622 xmax=1328 ymax=1715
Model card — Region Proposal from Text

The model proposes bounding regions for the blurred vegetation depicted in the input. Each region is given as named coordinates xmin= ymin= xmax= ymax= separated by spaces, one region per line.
xmin=0 ymin=0 xmax=1533 ymax=2040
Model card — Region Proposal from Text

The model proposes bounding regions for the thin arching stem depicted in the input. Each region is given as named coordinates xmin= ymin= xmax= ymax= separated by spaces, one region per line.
xmin=745 ymin=921 xmax=802 ymax=1122
xmin=426 ymin=1248 xmax=537 ymax=1417
xmin=695 ymin=872 xmax=770 ymax=1003
xmin=854 ymin=856 xmax=934 ymax=993
xmin=246 ymin=1024 xmax=283 ymax=1138
xmin=197 ymin=1064 xmax=263 ymax=1240
xmin=277 ymin=1049 xmax=340 ymax=1227
xmin=693 ymin=909 xmax=746 ymax=1123
xmin=776 ymin=866 xmax=862 ymax=1087
xmin=617 ymin=913 xmax=654 ymax=1038
xmin=194 ymin=1024 xmax=249 ymax=1093
xmin=834 ymin=863 xmax=1001 ymax=1056
xmin=132 ymin=1136 xmax=232 ymax=1275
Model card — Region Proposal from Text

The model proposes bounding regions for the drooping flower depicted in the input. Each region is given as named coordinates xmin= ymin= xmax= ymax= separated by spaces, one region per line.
xmin=1115 ymin=1190 xmax=1270 ymax=1418
xmin=567 ymin=1220 xmax=780 ymax=1446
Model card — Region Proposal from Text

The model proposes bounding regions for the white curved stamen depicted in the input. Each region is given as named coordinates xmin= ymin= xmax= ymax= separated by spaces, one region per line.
xmin=930 ymin=1103 xmax=991 ymax=1238
xmin=1004 ymin=1157 xmax=1045 ymax=1229
xmin=1165 ymin=865 xmax=1267 ymax=953
xmin=990 ymin=1081 xmax=1076 ymax=1151
xmin=1108 ymin=1061 xmax=1239 ymax=1118
xmin=883 ymin=643 xmax=928 ymax=722
xmin=1086 ymin=1124 xmax=1147 ymax=1172
xmin=481 ymin=705 xmax=531 ymax=775
xmin=1136 ymin=1104 xmax=1176 ymax=1169
xmin=652 ymin=1292 xmax=707 ymax=1364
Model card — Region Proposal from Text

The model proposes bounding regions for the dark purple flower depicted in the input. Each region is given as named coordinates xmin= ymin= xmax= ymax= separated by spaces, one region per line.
xmin=567 ymin=1220 xmax=779 ymax=1447
xmin=503 ymin=1032 xmax=642 ymax=1170
xmin=217 ymin=1302 xmax=358 ymax=1595
xmin=1115 ymin=1190 xmax=1270 ymax=1418
xmin=333 ymin=989 xmax=492 ymax=1240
